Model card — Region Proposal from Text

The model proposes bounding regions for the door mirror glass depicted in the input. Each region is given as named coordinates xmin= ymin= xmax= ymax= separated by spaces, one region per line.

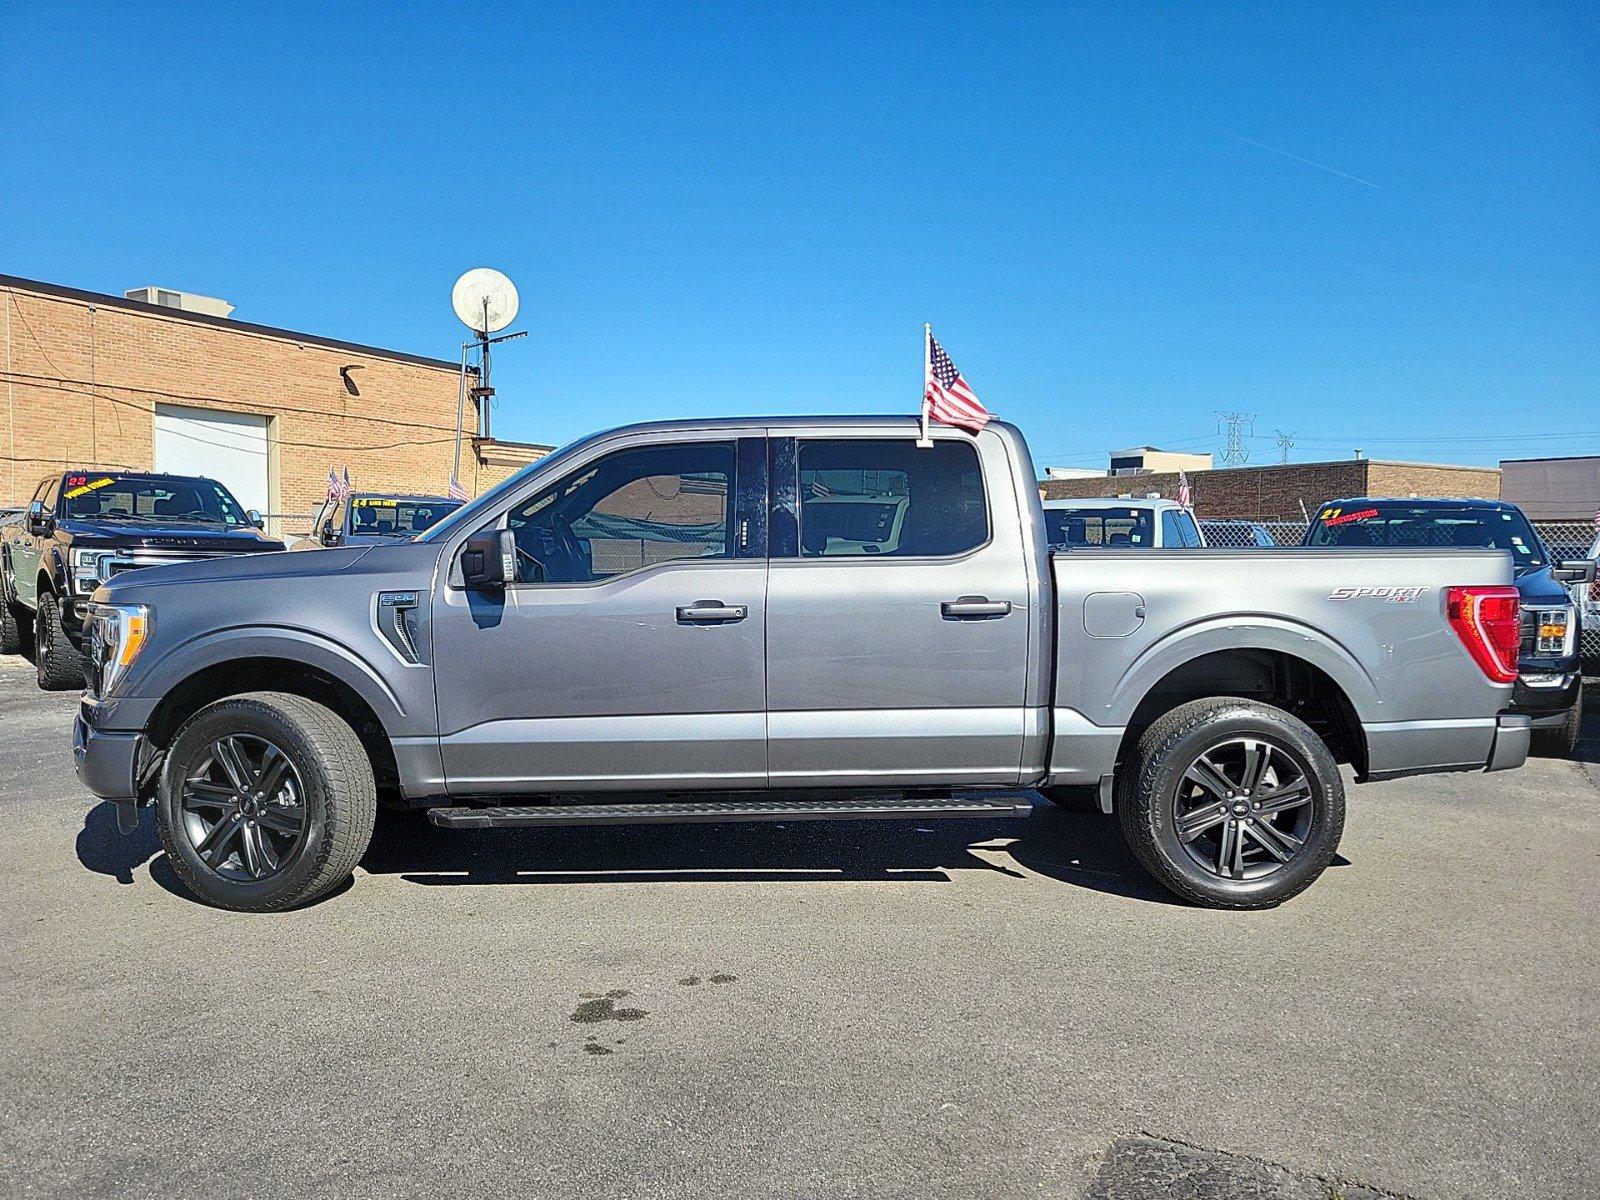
xmin=246 ymin=509 xmax=265 ymax=530
xmin=461 ymin=528 xmax=517 ymax=590
xmin=25 ymin=500 xmax=52 ymax=537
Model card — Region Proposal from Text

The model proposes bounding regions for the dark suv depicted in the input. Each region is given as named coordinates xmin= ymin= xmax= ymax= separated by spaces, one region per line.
xmin=1304 ymin=498 xmax=1594 ymax=755
xmin=1 ymin=471 xmax=283 ymax=689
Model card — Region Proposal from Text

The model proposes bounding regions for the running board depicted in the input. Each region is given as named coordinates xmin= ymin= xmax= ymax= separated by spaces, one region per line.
xmin=427 ymin=795 xmax=1034 ymax=830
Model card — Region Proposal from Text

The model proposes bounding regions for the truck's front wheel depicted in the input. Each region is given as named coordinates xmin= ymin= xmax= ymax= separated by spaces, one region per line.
xmin=33 ymin=591 xmax=87 ymax=690
xmin=156 ymin=692 xmax=377 ymax=912
xmin=1116 ymin=697 xmax=1345 ymax=909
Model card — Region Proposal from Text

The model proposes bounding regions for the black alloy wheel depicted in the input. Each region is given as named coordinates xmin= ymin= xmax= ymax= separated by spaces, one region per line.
xmin=1172 ymin=737 xmax=1315 ymax=881
xmin=179 ymin=734 xmax=309 ymax=881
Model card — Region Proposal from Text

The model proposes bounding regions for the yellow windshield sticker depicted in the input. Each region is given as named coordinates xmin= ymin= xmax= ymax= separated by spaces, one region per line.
xmin=351 ymin=497 xmax=397 ymax=507
xmin=64 ymin=476 xmax=115 ymax=499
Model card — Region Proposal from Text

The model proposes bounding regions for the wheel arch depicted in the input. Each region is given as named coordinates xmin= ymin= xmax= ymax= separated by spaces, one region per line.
xmin=1116 ymin=646 xmax=1369 ymax=779
xmin=145 ymin=657 xmax=400 ymax=799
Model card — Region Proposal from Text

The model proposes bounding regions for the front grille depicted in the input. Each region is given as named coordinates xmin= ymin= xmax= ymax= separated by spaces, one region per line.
xmin=103 ymin=548 xmax=242 ymax=578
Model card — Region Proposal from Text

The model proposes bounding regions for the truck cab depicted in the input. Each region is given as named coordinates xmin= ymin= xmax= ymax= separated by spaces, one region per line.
xmin=1 ymin=471 xmax=283 ymax=690
xmin=316 ymin=493 xmax=464 ymax=548
xmin=1042 ymin=496 xmax=1205 ymax=549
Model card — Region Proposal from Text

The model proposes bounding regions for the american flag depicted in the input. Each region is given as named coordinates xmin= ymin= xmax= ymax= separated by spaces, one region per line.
xmin=924 ymin=329 xmax=991 ymax=434
xmin=326 ymin=466 xmax=352 ymax=505
xmin=1177 ymin=471 xmax=1192 ymax=507
xmin=447 ymin=477 xmax=469 ymax=503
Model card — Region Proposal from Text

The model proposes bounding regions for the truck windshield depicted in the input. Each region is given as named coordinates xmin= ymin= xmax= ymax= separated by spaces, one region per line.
xmin=1045 ymin=507 xmax=1155 ymax=548
xmin=346 ymin=496 xmax=463 ymax=537
xmin=1305 ymin=503 xmax=1547 ymax=574
xmin=59 ymin=473 xmax=250 ymax=526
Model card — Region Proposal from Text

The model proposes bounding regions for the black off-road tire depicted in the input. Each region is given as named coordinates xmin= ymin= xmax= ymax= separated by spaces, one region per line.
xmin=1116 ymin=697 xmax=1345 ymax=910
xmin=0 ymin=570 xmax=29 ymax=657
xmin=33 ymin=591 xmax=87 ymax=690
xmin=1039 ymin=785 xmax=1103 ymax=813
xmin=1532 ymin=690 xmax=1583 ymax=759
xmin=157 ymin=692 xmax=377 ymax=912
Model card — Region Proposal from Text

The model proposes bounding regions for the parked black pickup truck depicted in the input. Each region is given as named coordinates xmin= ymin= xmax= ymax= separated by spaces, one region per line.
xmin=1304 ymin=497 xmax=1595 ymax=755
xmin=1 ymin=471 xmax=283 ymax=690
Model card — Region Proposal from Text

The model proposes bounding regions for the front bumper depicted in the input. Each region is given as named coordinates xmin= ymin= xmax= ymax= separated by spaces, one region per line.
xmin=73 ymin=712 xmax=145 ymax=802
xmin=1510 ymin=670 xmax=1582 ymax=723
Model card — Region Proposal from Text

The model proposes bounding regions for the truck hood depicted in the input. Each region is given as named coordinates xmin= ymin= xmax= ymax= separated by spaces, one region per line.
xmin=1515 ymin=565 xmax=1573 ymax=608
xmin=65 ymin=519 xmax=284 ymax=550
xmin=96 ymin=545 xmax=374 ymax=602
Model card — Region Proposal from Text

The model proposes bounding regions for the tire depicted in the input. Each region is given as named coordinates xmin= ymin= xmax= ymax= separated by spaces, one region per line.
xmin=156 ymin=692 xmax=377 ymax=912
xmin=1532 ymin=690 xmax=1582 ymax=759
xmin=33 ymin=591 xmax=87 ymax=690
xmin=1116 ymin=697 xmax=1345 ymax=910
xmin=0 ymin=568 xmax=29 ymax=657
xmin=1039 ymin=785 xmax=1104 ymax=813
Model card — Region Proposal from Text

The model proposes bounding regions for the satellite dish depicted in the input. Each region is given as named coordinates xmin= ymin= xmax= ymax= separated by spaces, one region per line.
xmin=451 ymin=268 xmax=519 ymax=334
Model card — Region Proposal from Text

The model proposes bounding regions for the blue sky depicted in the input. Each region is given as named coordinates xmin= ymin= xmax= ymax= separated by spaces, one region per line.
xmin=2 ymin=3 xmax=1595 ymax=468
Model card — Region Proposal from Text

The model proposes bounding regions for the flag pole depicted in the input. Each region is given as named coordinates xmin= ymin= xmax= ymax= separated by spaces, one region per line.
xmin=917 ymin=323 xmax=934 ymax=448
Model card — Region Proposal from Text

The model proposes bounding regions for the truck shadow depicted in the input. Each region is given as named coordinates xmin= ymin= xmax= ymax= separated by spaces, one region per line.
xmin=359 ymin=798 xmax=1187 ymax=905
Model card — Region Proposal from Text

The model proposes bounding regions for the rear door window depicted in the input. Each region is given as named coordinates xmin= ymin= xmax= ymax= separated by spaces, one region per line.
xmin=794 ymin=439 xmax=987 ymax=558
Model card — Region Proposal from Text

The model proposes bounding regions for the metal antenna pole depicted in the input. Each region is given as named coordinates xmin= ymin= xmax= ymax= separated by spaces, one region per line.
xmin=451 ymin=341 xmax=469 ymax=481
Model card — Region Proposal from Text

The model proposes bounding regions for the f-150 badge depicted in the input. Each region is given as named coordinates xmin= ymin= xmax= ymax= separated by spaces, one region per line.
xmin=1328 ymin=586 xmax=1427 ymax=603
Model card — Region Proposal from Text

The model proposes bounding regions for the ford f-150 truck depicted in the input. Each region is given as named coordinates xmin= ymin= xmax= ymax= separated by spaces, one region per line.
xmin=2 ymin=471 xmax=283 ymax=690
xmin=74 ymin=418 xmax=1533 ymax=913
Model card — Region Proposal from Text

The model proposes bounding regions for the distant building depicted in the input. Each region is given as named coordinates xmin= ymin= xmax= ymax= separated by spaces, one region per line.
xmin=1499 ymin=455 xmax=1600 ymax=522
xmin=1109 ymin=446 xmax=1214 ymax=475
xmin=1042 ymin=466 xmax=1103 ymax=480
xmin=0 ymin=273 xmax=552 ymax=534
xmin=1040 ymin=458 xmax=1501 ymax=522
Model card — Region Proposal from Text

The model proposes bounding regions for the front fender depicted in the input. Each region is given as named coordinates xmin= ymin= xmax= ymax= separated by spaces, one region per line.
xmin=1106 ymin=615 xmax=1384 ymax=725
xmin=131 ymin=626 xmax=410 ymax=729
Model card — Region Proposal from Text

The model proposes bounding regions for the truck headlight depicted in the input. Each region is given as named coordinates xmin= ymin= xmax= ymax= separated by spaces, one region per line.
xmin=72 ymin=547 xmax=114 ymax=592
xmin=1530 ymin=605 xmax=1575 ymax=657
xmin=88 ymin=603 xmax=151 ymax=694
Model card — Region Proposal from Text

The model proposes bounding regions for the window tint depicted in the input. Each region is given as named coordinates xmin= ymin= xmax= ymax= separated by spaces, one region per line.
xmin=797 ymin=439 xmax=986 ymax=558
xmin=507 ymin=441 xmax=735 ymax=583
xmin=1175 ymin=511 xmax=1203 ymax=547
xmin=1161 ymin=511 xmax=1181 ymax=546
xmin=1306 ymin=503 xmax=1546 ymax=574
xmin=60 ymin=474 xmax=249 ymax=525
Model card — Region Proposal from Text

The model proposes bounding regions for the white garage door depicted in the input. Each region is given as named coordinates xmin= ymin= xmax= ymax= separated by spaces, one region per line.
xmin=153 ymin=404 xmax=270 ymax=514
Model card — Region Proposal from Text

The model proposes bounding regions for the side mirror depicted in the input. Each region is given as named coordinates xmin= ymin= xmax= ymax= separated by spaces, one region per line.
xmin=1552 ymin=559 xmax=1597 ymax=585
xmin=461 ymin=528 xmax=517 ymax=590
xmin=246 ymin=509 xmax=265 ymax=530
xmin=25 ymin=500 xmax=52 ymax=538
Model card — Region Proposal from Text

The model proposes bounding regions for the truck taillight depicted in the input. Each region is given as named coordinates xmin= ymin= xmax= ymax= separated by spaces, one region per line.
xmin=1445 ymin=586 xmax=1520 ymax=684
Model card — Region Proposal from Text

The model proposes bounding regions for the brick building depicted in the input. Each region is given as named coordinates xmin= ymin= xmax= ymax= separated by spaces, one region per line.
xmin=1 ymin=274 xmax=550 ymax=534
xmin=1039 ymin=458 xmax=1501 ymax=520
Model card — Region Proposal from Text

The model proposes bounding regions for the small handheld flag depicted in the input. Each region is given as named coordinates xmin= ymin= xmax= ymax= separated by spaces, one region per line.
xmin=447 ymin=477 xmax=469 ymax=503
xmin=1177 ymin=471 xmax=1192 ymax=507
xmin=921 ymin=325 xmax=991 ymax=442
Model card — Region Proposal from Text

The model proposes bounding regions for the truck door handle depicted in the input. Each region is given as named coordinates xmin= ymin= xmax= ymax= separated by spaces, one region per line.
xmin=941 ymin=597 xmax=1012 ymax=620
xmin=676 ymin=601 xmax=748 ymax=624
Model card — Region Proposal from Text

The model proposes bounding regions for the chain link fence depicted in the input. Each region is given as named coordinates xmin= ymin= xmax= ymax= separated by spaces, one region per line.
xmin=1197 ymin=517 xmax=1598 ymax=666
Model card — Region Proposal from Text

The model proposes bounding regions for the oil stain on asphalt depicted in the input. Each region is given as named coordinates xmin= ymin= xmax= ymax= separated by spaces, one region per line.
xmin=570 ymin=975 xmax=739 ymax=1058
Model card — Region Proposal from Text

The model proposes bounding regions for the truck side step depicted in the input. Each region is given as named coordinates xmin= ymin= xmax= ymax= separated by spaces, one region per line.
xmin=427 ymin=795 xmax=1034 ymax=830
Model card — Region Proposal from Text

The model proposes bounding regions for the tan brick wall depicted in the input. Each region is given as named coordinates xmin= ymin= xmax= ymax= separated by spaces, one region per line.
xmin=1040 ymin=460 xmax=1500 ymax=521
xmin=1365 ymin=461 xmax=1500 ymax=503
xmin=1 ymin=281 xmax=502 ymax=535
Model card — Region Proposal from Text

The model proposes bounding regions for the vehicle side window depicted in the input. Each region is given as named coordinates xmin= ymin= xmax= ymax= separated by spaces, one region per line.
xmin=795 ymin=439 xmax=987 ymax=558
xmin=41 ymin=477 xmax=61 ymax=511
xmin=1161 ymin=511 xmax=1181 ymax=547
xmin=506 ymin=441 xmax=735 ymax=584
xmin=1177 ymin=512 xmax=1202 ymax=547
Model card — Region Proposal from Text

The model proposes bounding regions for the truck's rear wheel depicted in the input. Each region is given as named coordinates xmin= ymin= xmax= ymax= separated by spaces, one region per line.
xmin=1116 ymin=697 xmax=1345 ymax=909
xmin=0 ymin=576 xmax=29 ymax=656
xmin=156 ymin=692 xmax=376 ymax=912
xmin=33 ymin=591 xmax=87 ymax=690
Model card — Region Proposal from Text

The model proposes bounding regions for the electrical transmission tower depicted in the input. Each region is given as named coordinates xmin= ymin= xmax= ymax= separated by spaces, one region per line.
xmin=1275 ymin=429 xmax=1296 ymax=465
xmin=1215 ymin=411 xmax=1256 ymax=467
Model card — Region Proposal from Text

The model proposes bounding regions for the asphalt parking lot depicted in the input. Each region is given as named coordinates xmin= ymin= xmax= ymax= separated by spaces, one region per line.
xmin=2 ymin=657 xmax=1597 ymax=1200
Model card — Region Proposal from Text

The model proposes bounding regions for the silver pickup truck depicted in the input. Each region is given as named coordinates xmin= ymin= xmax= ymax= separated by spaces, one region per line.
xmin=74 ymin=417 xmax=1530 ymax=912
